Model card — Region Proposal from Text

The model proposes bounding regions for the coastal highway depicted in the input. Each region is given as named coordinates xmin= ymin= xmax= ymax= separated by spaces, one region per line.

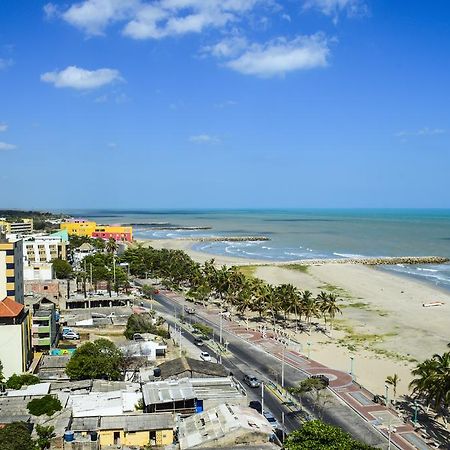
xmin=140 ymin=295 xmax=304 ymax=436
xmin=148 ymin=290 xmax=390 ymax=448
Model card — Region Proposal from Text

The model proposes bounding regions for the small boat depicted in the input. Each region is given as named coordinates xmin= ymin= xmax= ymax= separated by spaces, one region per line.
xmin=422 ymin=302 xmax=445 ymax=307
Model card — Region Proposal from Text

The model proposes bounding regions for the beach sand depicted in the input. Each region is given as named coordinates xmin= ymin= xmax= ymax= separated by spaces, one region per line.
xmin=140 ymin=238 xmax=450 ymax=397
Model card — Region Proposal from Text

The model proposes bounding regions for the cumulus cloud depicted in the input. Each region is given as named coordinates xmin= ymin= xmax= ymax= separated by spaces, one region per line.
xmin=41 ymin=65 xmax=123 ymax=90
xmin=189 ymin=134 xmax=220 ymax=144
xmin=201 ymin=36 xmax=248 ymax=58
xmin=224 ymin=34 xmax=330 ymax=77
xmin=303 ymin=0 xmax=368 ymax=23
xmin=0 ymin=123 xmax=8 ymax=132
xmin=46 ymin=0 xmax=267 ymax=38
xmin=0 ymin=142 xmax=16 ymax=151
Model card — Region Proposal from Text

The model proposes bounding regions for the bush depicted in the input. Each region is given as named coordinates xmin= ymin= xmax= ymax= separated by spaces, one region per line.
xmin=124 ymin=313 xmax=169 ymax=340
xmin=0 ymin=422 xmax=35 ymax=450
xmin=65 ymin=339 xmax=124 ymax=381
xmin=6 ymin=373 xmax=40 ymax=390
xmin=27 ymin=395 xmax=62 ymax=417
xmin=192 ymin=323 xmax=212 ymax=337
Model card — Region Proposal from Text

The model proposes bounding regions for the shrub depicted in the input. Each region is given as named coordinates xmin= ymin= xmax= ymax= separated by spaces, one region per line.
xmin=27 ymin=395 xmax=62 ymax=417
xmin=124 ymin=313 xmax=169 ymax=340
xmin=0 ymin=422 xmax=35 ymax=450
xmin=6 ymin=373 xmax=40 ymax=390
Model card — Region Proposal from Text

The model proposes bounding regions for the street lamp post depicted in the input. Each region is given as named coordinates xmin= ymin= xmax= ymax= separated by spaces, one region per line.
xmin=261 ymin=381 xmax=264 ymax=416
xmin=281 ymin=344 xmax=285 ymax=389
xmin=385 ymin=384 xmax=390 ymax=408
xmin=307 ymin=342 xmax=311 ymax=359
xmin=350 ymin=356 xmax=354 ymax=378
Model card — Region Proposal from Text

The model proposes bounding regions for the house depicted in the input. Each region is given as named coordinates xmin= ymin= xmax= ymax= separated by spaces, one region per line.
xmin=30 ymin=297 xmax=58 ymax=351
xmin=178 ymin=404 xmax=274 ymax=450
xmin=119 ymin=339 xmax=167 ymax=361
xmin=0 ymin=297 xmax=33 ymax=378
xmin=71 ymin=413 xmax=175 ymax=448
xmin=142 ymin=378 xmax=197 ymax=414
xmin=158 ymin=356 xmax=229 ymax=380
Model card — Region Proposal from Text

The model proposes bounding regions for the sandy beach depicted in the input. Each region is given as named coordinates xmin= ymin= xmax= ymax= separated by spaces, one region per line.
xmin=140 ymin=238 xmax=450 ymax=397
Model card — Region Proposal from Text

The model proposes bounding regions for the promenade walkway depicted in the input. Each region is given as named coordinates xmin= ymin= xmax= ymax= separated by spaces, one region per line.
xmin=162 ymin=290 xmax=442 ymax=450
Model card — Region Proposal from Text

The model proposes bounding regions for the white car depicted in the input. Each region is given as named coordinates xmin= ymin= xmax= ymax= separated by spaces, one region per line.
xmin=63 ymin=331 xmax=80 ymax=340
xmin=200 ymin=351 xmax=212 ymax=362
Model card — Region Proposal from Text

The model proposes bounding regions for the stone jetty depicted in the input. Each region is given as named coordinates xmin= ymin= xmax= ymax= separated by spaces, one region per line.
xmin=280 ymin=256 xmax=449 ymax=266
xmin=180 ymin=236 xmax=270 ymax=242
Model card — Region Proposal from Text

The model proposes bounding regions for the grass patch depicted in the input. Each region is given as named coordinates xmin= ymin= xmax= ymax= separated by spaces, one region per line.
xmin=236 ymin=265 xmax=259 ymax=278
xmin=318 ymin=283 xmax=352 ymax=298
xmin=284 ymin=264 xmax=310 ymax=274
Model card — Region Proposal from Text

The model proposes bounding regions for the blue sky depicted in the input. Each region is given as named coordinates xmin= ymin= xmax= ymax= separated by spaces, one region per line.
xmin=0 ymin=0 xmax=449 ymax=209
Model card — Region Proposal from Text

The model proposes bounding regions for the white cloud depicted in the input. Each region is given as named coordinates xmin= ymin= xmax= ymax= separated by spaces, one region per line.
xmin=396 ymin=128 xmax=446 ymax=138
xmin=214 ymin=100 xmax=237 ymax=108
xmin=303 ymin=0 xmax=368 ymax=23
xmin=107 ymin=142 xmax=118 ymax=148
xmin=0 ymin=142 xmax=16 ymax=151
xmin=0 ymin=123 xmax=8 ymax=132
xmin=0 ymin=58 xmax=13 ymax=71
xmin=201 ymin=36 xmax=248 ymax=58
xmin=47 ymin=0 xmax=268 ymax=39
xmin=189 ymin=134 xmax=220 ymax=144
xmin=41 ymin=65 xmax=123 ymax=90
xmin=225 ymin=34 xmax=329 ymax=77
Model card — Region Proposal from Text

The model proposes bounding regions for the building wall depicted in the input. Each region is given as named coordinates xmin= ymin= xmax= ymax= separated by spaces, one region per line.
xmin=0 ymin=240 xmax=24 ymax=303
xmin=98 ymin=429 xmax=172 ymax=447
xmin=61 ymin=222 xmax=97 ymax=237
xmin=91 ymin=226 xmax=132 ymax=242
xmin=24 ymin=239 xmax=67 ymax=263
xmin=0 ymin=323 xmax=24 ymax=377
xmin=24 ymin=263 xmax=54 ymax=281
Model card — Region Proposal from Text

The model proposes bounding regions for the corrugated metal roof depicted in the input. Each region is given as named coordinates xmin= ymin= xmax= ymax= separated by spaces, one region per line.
xmin=142 ymin=378 xmax=196 ymax=405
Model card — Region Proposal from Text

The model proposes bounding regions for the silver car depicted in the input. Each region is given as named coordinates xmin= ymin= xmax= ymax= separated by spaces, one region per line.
xmin=243 ymin=374 xmax=261 ymax=388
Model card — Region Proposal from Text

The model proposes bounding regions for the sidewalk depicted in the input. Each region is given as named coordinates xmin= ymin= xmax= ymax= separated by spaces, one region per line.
xmin=163 ymin=290 xmax=440 ymax=450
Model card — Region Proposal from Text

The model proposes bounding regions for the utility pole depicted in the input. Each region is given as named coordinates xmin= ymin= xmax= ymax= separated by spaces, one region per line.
xmin=281 ymin=344 xmax=285 ymax=389
xmin=113 ymin=255 xmax=116 ymax=287
xmin=261 ymin=381 xmax=264 ymax=415
xmin=90 ymin=263 xmax=93 ymax=293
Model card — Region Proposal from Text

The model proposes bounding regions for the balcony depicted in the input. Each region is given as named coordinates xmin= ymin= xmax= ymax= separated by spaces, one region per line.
xmin=32 ymin=325 xmax=50 ymax=334
xmin=32 ymin=337 xmax=51 ymax=347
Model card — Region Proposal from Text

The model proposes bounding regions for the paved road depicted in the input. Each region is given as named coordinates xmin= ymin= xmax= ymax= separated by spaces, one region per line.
xmin=152 ymin=291 xmax=389 ymax=448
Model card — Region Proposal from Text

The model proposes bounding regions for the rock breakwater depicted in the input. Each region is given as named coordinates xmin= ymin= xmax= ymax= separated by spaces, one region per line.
xmin=281 ymin=256 xmax=449 ymax=266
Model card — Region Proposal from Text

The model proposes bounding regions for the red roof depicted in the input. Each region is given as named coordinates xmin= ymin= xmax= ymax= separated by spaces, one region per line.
xmin=0 ymin=297 xmax=24 ymax=318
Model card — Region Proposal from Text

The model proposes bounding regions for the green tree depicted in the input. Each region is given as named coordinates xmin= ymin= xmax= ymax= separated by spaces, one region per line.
xmin=35 ymin=425 xmax=55 ymax=450
xmin=65 ymin=339 xmax=124 ymax=381
xmin=289 ymin=378 xmax=331 ymax=419
xmin=0 ymin=359 xmax=3 ymax=382
xmin=0 ymin=422 xmax=35 ymax=450
xmin=6 ymin=373 xmax=40 ymax=390
xmin=52 ymin=258 xmax=73 ymax=279
xmin=124 ymin=313 xmax=169 ymax=340
xmin=283 ymin=420 xmax=377 ymax=450
xmin=27 ymin=395 xmax=62 ymax=417
xmin=385 ymin=374 xmax=401 ymax=403
xmin=106 ymin=237 xmax=118 ymax=254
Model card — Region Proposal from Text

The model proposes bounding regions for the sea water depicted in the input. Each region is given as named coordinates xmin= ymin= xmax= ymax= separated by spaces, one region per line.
xmin=68 ymin=209 xmax=450 ymax=291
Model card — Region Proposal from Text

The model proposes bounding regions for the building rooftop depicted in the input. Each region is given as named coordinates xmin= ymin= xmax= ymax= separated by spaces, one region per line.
xmin=101 ymin=413 xmax=175 ymax=432
xmin=69 ymin=390 xmax=142 ymax=418
xmin=7 ymin=382 xmax=51 ymax=397
xmin=190 ymin=377 xmax=246 ymax=402
xmin=158 ymin=356 xmax=229 ymax=380
xmin=91 ymin=380 xmax=141 ymax=393
xmin=142 ymin=378 xmax=196 ymax=406
xmin=0 ymin=297 xmax=24 ymax=318
xmin=179 ymin=404 xmax=273 ymax=450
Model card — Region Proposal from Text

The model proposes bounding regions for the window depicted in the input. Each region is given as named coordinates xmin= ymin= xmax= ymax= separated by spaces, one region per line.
xmin=44 ymin=286 xmax=48 ymax=290
xmin=7 ymin=290 xmax=15 ymax=297
xmin=6 ymin=277 xmax=15 ymax=283
xmin=6 ymin=250 xmax=14 ymax=256
xmin=6 ymin=263 xmax=14 ymax=269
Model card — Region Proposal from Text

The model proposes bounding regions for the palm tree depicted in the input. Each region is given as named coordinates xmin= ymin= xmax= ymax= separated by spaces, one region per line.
xmin=300 ymin=290 xmax=319 ymax=329
xmin=106 ymin=237 xmax=118 ymax=254
xmin=385 ymin=374 xmax=401 ymax=403
xmin=322 ymin=293 xmax=342 ymax=335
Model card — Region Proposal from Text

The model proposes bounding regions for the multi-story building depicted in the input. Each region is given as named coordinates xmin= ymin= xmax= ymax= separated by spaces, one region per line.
xmin=31 ymin=299 xmax=57 ymax=351
xmin=61 ymin=220 xmax=133 ymax=242
xmin=0 ymin=218 xmax=33 ymax=235
xmin=0 ymin=297 xmax=33 ymax=377
xmin=22 ymin=234 xmax=67 ymax=263
xmin=0 ymin=238 xmax=24 ymax=303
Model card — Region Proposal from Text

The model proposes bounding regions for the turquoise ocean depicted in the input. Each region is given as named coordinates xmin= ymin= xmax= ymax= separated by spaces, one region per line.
xmin=68 ymin=209 xmax=450 ymax=291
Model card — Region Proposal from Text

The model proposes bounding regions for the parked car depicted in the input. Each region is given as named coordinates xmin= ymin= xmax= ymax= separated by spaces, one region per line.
xmin=243 ymin=374 xmax=261 ymax=388
xmin=184 ymin=306 xmax=196 ymax=314
xmin=62 ymin=331 xmax=80 ymax=340
xmin=200 ymin=351 xmax=212 ymax=362
xmin=194 ymin=338 xmax=204 ymax=346
xmin=248 ymin=400 xmax=262 ymax=414
xmin=263 ymin=411 xmax=280 ymax=429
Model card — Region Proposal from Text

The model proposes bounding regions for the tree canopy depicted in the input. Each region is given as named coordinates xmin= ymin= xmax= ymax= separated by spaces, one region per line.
xmin=52 ymin=258 xmax=73 ymax=279
xmin=65 ymin=338 xmax=124 ymax=380
xmin=27 ymin=395 xmax=62 ymax=417
xmin=124 ymin=313 xmax=169 ymax=340
xmin=6 ymin=373 xmax=40 ymax=390
xmin=0 ymin=422 xmax=35 ymax=450
xmin=283 ymin=420 xmax=377 ymax=450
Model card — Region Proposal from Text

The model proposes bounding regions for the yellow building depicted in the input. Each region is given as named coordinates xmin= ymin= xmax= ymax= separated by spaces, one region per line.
xmin=72 ymin=413 xmax=174 ymax=448
xmin=61 ymin=220 xmax=133 ymax=242
xmin=60 ymin=220 xmax=97 ymax=237
xmin=0 ymin=218 xmax=33 ymax=235
xmin=0 ymin=239 xmax=24 ymax=303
